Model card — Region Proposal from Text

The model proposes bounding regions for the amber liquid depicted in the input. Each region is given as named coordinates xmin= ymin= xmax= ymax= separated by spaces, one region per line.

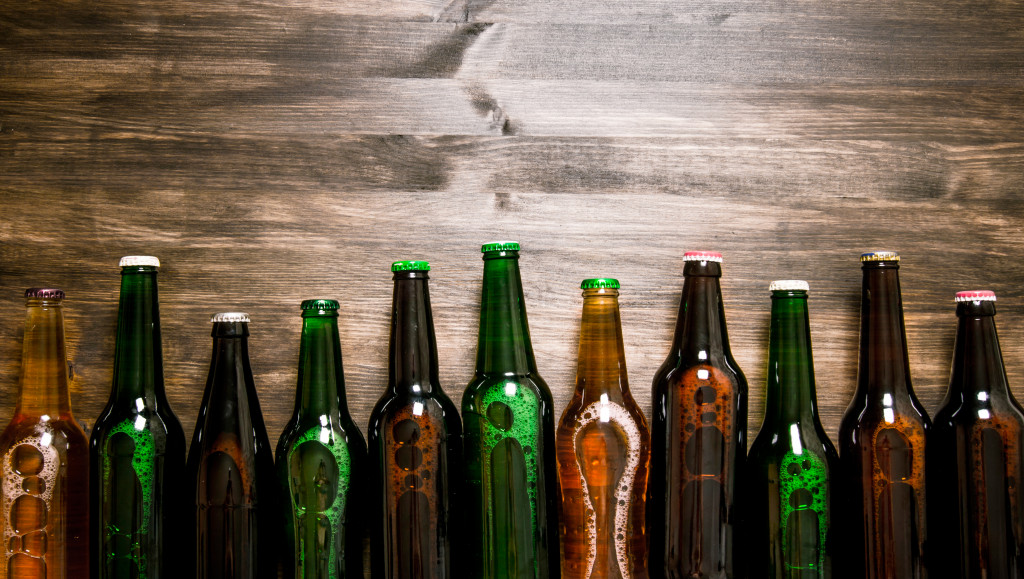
xmin=0 ymin=299 xmax=89 ymax=578
xmin=557 ymin=288 xmax=650 ymax=579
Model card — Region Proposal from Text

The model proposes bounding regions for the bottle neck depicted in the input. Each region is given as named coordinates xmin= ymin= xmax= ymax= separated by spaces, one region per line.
xmin=575 ymin=288 xmax=629 ymax=403
xmin=948 ymin=301 xmax=1011 ymax=400
xmin=294 ymin=313 xmax=346 ymax=418
xmin=670 ymin=261 xmax=730 ymax=364
xmin=475 ymin=252 xmax=537 ymax=376
xmin=17 ymin=299 xmax=72 ymax=418
xmin=389 ymin=271 xmax=439 ymax=394
xmin=765 ymin=292 xmax=820 ymax=425
xmin=857 ymin=263 xmax=913 ymax=396
xmin=111 ymin=267 xmax=163 ymax=404
xmin=207 ymin=322 xmax=252 ymax=408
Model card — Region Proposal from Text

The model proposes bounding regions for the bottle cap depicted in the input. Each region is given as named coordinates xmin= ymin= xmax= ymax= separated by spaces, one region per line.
xmin=210 ymin=312 xmax=250 ymax=323
xmin=581 ymin=278 xmax=620 ymax=290
xmin=24 ymin=288 xmax=65 ymax=300
xmin=683 ymin=251 xmax=723 ymax=263
xmin=769 ymin=280 xmax=809 ymax=292
xmin=391 ymin=260 xmax=430 ymax=272
xmin=300 ymin=299 xmax=340 ymax=311
xmin=861 ymin=251 xmax=900 ymax=262
xmin=119 ymin=256 xmax=160 ymax=268
xmin=481 ymin=241 xmax=520 ymax=253
xmin=955 ymin=290 xmax=996 ymax=303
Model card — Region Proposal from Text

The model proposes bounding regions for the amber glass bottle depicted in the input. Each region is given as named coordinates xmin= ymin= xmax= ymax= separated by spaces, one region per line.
xmin=648 ymin=251 xmax=747 ymax=579
xmin=557 ymin=278 xmax=650 ymax=579
xmin=0 ymin=288 xmax=89 ymax=578
xmin=186 ymin=313 xmax=277 ymax=579
xmin=368 ymin=261 xmax=462 ymax=579
xmin=838 ymin=252 xmax=929 ymax=579
xmin=929 ymin=291 xmax=1024 ymax=578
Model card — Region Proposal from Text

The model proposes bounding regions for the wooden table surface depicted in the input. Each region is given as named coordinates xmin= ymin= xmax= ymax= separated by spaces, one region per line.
xmin=2 ymin=0 xmax=1023 ymax=503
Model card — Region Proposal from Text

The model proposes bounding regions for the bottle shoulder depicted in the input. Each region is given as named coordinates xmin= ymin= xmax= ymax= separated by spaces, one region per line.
xmin=0 ymin=414 xmax=89 ymax=454
xmin=463 ymin=373 xmax=552 ymax=409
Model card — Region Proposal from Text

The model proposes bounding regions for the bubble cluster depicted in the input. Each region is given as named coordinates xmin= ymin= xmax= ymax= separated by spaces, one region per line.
xmin=779 ymin=450 xmax=829 ymax=571
xmin=287 ymin=425 xmax=352 ymax=577
xmin=479 ymin=381 xmax=543 ymax=544
xmin=2 ymin=431 xmax=59 ymax=575
xmin=571 ymin=401 xmax=644 ymax=578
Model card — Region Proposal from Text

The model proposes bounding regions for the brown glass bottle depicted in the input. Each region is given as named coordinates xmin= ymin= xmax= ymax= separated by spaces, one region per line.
xmin=929 ymin=291 xmax=1024 ymax=578
xmin=649 ymin=252 xmax=747 ymax=579
xmin=368 ymin=261 xmax=462 ymax=579
xmin=186 ymin=313 xmax=277 ymax=579
xmin=556 ymin=279 xmax=650 ymax=579
xmin=0 ymin=288 xmax=89 ymax=578
xmin=837 ymin=252 xmax=930 ymax=579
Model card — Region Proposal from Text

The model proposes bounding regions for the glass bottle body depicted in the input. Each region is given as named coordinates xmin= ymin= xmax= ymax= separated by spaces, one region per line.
xmin=557 ymin=285 xmax=649 ymax=579
xmin=90 ymin=265 xmax=187 ymax=579
xmin=277 ymin=304 xmax=367 ymax=579
xmin=649 ymin=260 xmax=746 ymax=579
xmin=368 ymin=270 xmax=462 ymax=579
xmin=929 ymin=298 xmax=1024 ymax=578
xmin=837 ymin=260 xmax=929 ymax=579
xmin=0 ymin=294 xmax=89 ymax=579
xmin=747 ymin=288 xmax=837 ymax=579
xmin=462 ymin=248 xmax=560 ymax=579
xmin=186 ymin=320 xmax=277 ymax=579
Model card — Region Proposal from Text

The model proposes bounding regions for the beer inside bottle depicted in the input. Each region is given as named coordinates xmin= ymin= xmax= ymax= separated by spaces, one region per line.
xmin=90 ymin=257 xmax=187 ymax=579
xmin=556 ymin=278 xmax=650 ymax=579
xmin=648 ymin=251 xmax=747 ymax=579
xmin=462 ymin=242 xmax=560 ymax=579
xmin=277 ymin=299 xmax=367 ymax=579
xmin=746 ymin=281 xmax=837 ymax=579
xmin=929 ymin=291 xmax=1024 ymax=578
xmin=368 ymin=261 xmax=463 ymax=578
xmin=186 ymin=313 xmax=277 ymax=579
xmin=0 ymin=289 xmax=89 ymax=578
xmin=837 ymin=252 xmax=929 ymax=579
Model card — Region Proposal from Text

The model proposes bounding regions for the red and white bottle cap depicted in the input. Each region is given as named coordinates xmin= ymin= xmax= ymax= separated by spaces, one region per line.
xmin=955 ymin=290 xmax=996 ymax=303
xmin=683 ymin=251 xmax=723 ymax=263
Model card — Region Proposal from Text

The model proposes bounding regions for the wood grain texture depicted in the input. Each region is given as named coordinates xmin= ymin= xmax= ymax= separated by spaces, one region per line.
xmin=1 ymin=0 xmax=1024 ymax=572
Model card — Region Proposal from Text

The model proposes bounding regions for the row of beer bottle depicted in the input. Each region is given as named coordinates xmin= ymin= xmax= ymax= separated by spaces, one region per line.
xmin=0 ymin=245 xmax=1020 ymax=579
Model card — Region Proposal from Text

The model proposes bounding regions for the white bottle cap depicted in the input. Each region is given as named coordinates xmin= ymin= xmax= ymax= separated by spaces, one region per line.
xmin=769 ymin=280 xmax=810 ymax=292
xmin=210 ymin=312 xmax=251 ymax=323
xmin=119 ymin=256 xmax=161 ymax=268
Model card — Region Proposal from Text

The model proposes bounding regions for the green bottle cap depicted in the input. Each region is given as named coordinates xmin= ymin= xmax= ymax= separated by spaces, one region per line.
xmin=581 ymin=278 xmax=620 ymax=290
xmin=391 ymin=260 xmax=430 ymax=272
xmin=481 ymin=241 xmax=520 ymax=253
xmin=300 ymin=299 xmax=340 ymax=311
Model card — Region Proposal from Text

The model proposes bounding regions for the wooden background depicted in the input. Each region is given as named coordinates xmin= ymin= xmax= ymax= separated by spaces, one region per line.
xmin=2 ymin=0 xmax=1024 ymax=508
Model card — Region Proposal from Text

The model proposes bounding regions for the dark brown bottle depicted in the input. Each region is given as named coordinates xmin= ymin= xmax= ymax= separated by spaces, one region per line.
xmin=649 ymin=252 xmax=747 ymax=579
xmin=837 ymin=252 xmax=930 ymax=579
xmin=929 ymin=291 xmax=1024 ymax=578
xmin=186 ymin=313 xmax=277 ymax=579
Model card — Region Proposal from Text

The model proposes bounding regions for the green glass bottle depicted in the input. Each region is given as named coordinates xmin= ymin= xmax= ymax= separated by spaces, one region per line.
xmin=746 ymin=281 xmax=838 ymax=579
xmin=90 ymin=256 xmax=187 ymax=579
xmin=277 ymin=299 xmax=367 ymax=579
xmin=462 ymin=242 xmax=560 ymax=579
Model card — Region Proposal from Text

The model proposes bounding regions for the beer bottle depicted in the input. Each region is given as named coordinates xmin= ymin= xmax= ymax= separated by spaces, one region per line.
xmin=929 ymin=291 xmax=1024 ymax=577
xmin=556 ymin=278 xmax=650 ymax=579
xmin=90 ymin=257 xmax=187 ymax=579
xmin=368 ymin=261 xmax=462 ymax=578
xmin=462 ymin=242 xmax=560 ymax=579
xmin=648 ymin=251 xmax=747 ymax=579
xmin=186 ymin=313 xmax=277 ymax=579
xmin=837 ymin=252 xmax=929 ymax=579
xmin=277 ymin=299 xmax=367 ymax=579
xmin=746 ymin=281 xmax=837 ymax=579
xmin=0 ymin=288 xmax=89 ymax=578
